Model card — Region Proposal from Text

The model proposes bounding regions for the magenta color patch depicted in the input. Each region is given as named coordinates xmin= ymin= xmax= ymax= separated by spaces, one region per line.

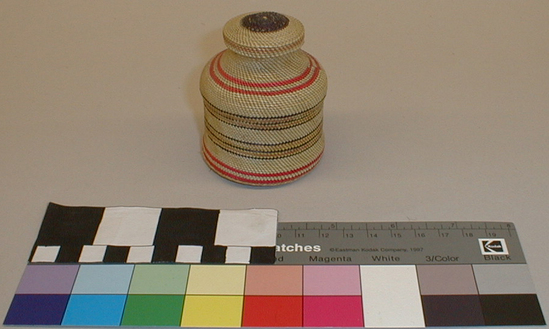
xmin=303 ymin=265 xmax=361 ymax=296
xmin=303 ymin=296 xmax=364 ymax=327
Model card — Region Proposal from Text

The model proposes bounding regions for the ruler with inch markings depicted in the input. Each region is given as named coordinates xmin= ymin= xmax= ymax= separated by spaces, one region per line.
xmin=275 ymin=221 xmax=525 ymax=265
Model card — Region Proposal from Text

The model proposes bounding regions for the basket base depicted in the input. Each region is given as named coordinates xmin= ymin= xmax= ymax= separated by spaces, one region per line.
xmin=202 ymin=142 xmax=323 ymax=186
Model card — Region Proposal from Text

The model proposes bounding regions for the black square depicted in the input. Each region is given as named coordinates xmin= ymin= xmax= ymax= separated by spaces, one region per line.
xmin=250 ymin=247 xmax=276 ymax=264
xmin=201 ymin=245 xmax=227 ymax=263
xmin=103 ymin=246 xmax=130 ymax=263
xmin=480 ymin=294 xmax=545 ymax=325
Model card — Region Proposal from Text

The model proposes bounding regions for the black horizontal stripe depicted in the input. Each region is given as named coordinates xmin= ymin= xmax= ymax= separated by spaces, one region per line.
xmin=205 ymin=119 xmax=322 ymax=148
xmin=206 ymin=124 xmax=322 ymax=159
xmin=206 ymin=106 xmax=321 ymax=132
xmin=201 ymin=95 xmax=325 ymax=121
xmin=205 ymin=129 xmax=322 ymax=161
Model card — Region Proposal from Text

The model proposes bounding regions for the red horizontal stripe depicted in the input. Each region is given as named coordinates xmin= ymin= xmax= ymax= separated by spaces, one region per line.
xmin=209 ymin=52 xmax=321 ymax=96
xmin=204 ymin=152 xmax=320 ymax=185
xmin=203 ymin=140 xmax=323 ymax=182
xmin=217 ymin=50 xmax=313 ymax=88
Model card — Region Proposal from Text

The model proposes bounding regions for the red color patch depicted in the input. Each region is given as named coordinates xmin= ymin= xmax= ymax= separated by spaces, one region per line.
xmin=242 ymin=296 xmax=303 ymax=327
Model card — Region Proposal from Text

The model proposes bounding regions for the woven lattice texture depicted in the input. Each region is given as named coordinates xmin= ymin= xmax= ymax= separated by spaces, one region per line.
xmin=223 ymin=12 xmax=304 ymax=58
xmin=200 ymin=12 xmax=327 ymax=186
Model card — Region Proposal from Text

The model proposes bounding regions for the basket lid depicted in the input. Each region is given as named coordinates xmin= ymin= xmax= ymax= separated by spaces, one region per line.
xmin=223 ymin=11 xmax=305 ymax=58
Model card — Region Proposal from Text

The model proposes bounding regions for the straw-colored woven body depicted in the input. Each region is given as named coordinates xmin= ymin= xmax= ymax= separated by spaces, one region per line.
xmin=200 ymin=12 xmax=327 ymax=186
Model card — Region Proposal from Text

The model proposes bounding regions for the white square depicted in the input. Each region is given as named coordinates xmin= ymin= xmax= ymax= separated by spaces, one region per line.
xmin=31 ymin=246 xmax=60 ymax=262
xmin=79 ymin=245 xmax=107 ymax=262
xmin=175 ymin=245 xmax=203 ymax=263
xmin=225 ymin=246 xmax=251 ymax=264
xmin=127 ymin=246 xmax=155 ymax=263
xmin=93 ymin=207 xmax=161 ymax=246
xmin=361 ymin=265 xmax=425 ymax=327
xmin=214 ymin=209 xmax=277 ymax=247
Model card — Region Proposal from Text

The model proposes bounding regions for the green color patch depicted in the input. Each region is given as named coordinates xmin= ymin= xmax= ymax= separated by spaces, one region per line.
xmin=122 ymin=295 xmax=184 ymax=326
xmin=129 ymin=264 xmax=190 ymax=294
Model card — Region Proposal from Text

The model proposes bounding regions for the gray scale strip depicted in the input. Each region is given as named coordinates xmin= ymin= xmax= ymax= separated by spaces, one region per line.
xmin=275 ymin=221 xmax=526 ymax=265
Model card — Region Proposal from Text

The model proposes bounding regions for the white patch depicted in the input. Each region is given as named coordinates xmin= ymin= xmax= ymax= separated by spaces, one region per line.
xmin=32 ymin=246 xmax=60 ymax=262
xmin=176 ymin=245 xmax=203 ymax=263
xmin=93 ymin=207 xmax=161 ymax=246
xmin=214 ymin=209 xmax=277 ymax=247
xmin=79 ymin=245 xmax=107 ymax=262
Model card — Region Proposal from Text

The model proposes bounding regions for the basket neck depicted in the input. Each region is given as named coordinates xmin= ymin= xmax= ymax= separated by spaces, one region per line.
xmin=223 ymin=12 xmax=305 ymax=59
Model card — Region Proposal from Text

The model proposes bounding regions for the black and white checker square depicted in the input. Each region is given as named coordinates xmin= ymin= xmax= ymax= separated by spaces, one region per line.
xmin=29 ymin=203 xmax=277 ymax=264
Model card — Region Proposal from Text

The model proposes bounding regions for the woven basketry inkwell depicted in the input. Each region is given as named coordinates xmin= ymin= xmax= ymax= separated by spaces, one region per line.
xmin=200 ymin=11 xmax=327 ymax=186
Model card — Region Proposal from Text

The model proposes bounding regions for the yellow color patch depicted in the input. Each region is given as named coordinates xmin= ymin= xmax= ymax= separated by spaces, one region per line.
xmin=186 ymin=265 xmax=246 ymax=295
xmin=181 ymin=295 xmax=244 ymax=327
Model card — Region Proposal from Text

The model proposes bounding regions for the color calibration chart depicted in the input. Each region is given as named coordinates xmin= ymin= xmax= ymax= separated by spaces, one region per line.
xmin=3 ymin=205 xmax=546 ymax=327
xmin=5 ymin=263 xmax=546 ymax=327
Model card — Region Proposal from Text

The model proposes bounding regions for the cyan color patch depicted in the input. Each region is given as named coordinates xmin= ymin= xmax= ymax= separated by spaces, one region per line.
xmin=62 ymin=294 xmax=127 ymax=326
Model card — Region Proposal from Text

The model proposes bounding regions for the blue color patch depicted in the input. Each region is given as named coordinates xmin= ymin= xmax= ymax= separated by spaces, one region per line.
xmin=3 ymin=294 xmax=70 ymax=325
xmin=62 ymin=294 xmax=127 ymax=326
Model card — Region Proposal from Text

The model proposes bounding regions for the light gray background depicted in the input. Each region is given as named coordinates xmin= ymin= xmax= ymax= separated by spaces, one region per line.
xmin=1 ymin=1 xmax=547 ymax=327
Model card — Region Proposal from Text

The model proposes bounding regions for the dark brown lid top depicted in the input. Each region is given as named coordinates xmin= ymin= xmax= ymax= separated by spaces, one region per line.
xmin=241 ymin=12 xmax=290 ymax=32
